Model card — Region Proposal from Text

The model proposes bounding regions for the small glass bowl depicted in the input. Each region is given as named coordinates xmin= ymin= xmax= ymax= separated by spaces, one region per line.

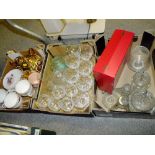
xmin=58 ymin=97 xmax=74 ymax=112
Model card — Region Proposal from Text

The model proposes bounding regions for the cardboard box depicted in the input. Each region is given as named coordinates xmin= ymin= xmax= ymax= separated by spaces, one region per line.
xmin=93 ymin=35 xmax=155 ymax=118
xmin=93 ymin=29 xmax=134 ymax=94
xmin=32 ymin=41 xmax=96 ymax=115
xmin=0 ymin=44 xmax=45 ymax=112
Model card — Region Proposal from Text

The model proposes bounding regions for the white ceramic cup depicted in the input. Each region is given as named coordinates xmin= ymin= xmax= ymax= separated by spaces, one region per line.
xmin=0 ymin=89 xmax=8 ymax=104
xmin=15 ymin=79 xmax=34 ymax=97
xmin=3 ymin=92 xmax=22 ymax=108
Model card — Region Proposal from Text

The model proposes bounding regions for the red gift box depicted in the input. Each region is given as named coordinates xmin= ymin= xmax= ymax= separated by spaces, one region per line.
xmin=93 ymin=29 xmax=134 ymax=94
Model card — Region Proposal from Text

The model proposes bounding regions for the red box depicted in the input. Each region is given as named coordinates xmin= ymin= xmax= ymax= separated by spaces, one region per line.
xmin=93 ymin=29 xmax=134 ymax=94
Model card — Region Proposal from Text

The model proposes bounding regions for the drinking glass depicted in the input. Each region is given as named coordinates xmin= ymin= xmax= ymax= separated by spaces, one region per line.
xmin=65 ymin=84 xmax=78 ymax=98
xmin=58 ymin=97 xmax=74 ymax=112
xmin=38 ymin=94 xmax=52 ymax=109
xmin=80 ymin=44 xmax=93 ymax=61
xmin=64 ymin=55 xmax=80 ymax=69
xmin=64 ymin=68 xmax=79 ymax=84
xmin=72 ymin=93 xmax=90 ymax=109
xmin=127 ymin=46 xmax=150 ymax=72
xmin=52 ymin=85 xmax=66 ymax=100
xmin=66 ymin=45 xmax=81 ymax=58
xmin=76 ymin=76 xmax=93 ymax=92
xmin=129 ymin=91 xmax=155 ymax=112
xmin=79 ymin=60 xmax=93 ymax=77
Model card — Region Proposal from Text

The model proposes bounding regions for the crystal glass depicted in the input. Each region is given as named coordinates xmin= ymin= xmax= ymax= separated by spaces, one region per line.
xmin=102 ymin=92 xmax=118 ymax=109
xmin=131 ymin=71 xmax=150 ymax=93
xmin=64 ymin=68 xmax=79 ymax=84
xmin=38 ymin=94 xmax=52 ymax=109
xmin=58 ymin=97 xmax=74 ymax=112
xmin=52 ymin=85 xmax=66 ymax=100
xmin=65 ymin=84 xmax=78 ymax=98
xmin=80 ymin=44 xmax=93 ymax=61
xmin=129 ymin=91 xmax=155 ymax=112
xmin=51 ymin=56 xmax=67 ymax=72
xmin=64 ymin=55 xmax=80 ymax=69
xmin=115 ymin=83 xmax=131 ymax=96
xmin=119 ymin=95 xmax=129 ymax=106
xmin=52 ymin=70 xmax=65 ymax=85
xmin=48 ymin=101 xmax=60 ymax=112
xmin=76 ymin=76 xmax=93 ymax=92
xmin=72 ymin=93 xmax=90 ymax=109
xmin=66 ymin=45 xmax=81 ymax=58
xmin=79 ymin=60 xmax=93 ymax=77
xmin=127 ymin=46 xmax=150 ymax=72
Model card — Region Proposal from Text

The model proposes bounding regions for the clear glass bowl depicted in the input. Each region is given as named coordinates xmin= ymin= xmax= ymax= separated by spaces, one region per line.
xmin=80 ymin=44 xmax=93 ymax=61
xmin=72 ymin=93 xmax=90 ymax=110
xmin=79 ymin=60 xmax=93 ymax=77
xmin=76 ymin=76 xmax=93 ymax=92
xmin=58 ymin=97 xmax=74 ymax=112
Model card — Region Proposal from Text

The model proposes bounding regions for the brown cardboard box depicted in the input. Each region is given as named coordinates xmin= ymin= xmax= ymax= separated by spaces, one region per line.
xmin=94 ymin=36 xmax=155 ymax=115
xmin=32 ymin=41 xmax=96 ymax=115
xmin=0 ymin=44 xmax=45 ymax=112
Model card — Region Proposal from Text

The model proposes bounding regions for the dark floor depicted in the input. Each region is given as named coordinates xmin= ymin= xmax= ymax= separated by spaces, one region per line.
xmin=0 ymin=19 xmax=155 ymax=134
